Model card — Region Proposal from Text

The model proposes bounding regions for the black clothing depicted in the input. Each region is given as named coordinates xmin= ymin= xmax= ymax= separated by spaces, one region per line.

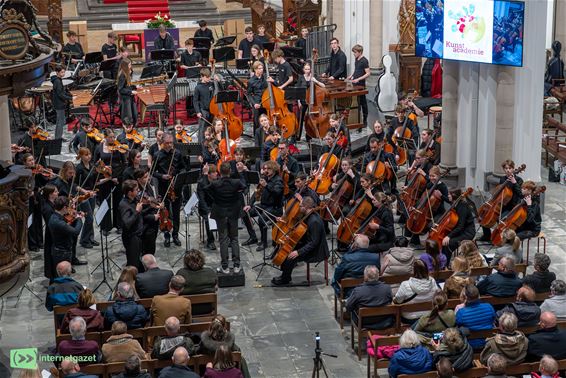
xmin=497 ymin=301 xmax=541 ymax=327
xmin=194 ymin=28 xmax=214 ymax=45
xmin=523 ymin=270 xmax=556 ymax=293
xmin=158 ymin=364 xmax=199 ymax=378
xmin=117 ymin=131 xmax=143 ymax=151
xmin=180 ymin=50 xmax=202 ymax=74
xmin=426 ymin=180 xmax=450 ymax=217
xmin=71 ymin=130 xmax=99 ymax=154
xmin=135 ymin=267 xmax=174 ymax=299
xmin=275 ymin=61 xmax=294 ymax=87
xmin=325 ymin=48 xmax=347 ymax=79
xmin=477 ymin=271 xmax=523 ymax=297
xmin=445 ymin=200 xmax=476 ymax=253
xmin=499 ymin=174 xmax=524 ymax=210
xmin=352 ymin=56 xmax=369 ymax=86
xmin=51 ymin=75 xmax=72 ymax=110
xmin=527 ymin=326 xmax=566 ymax=361
xmin=117 ymin=74 xmax=137 ymax=124
xmin=238 ymin=37 xmax=263 ymax=59
xmin=42 ymin=200 xmax=56 ymax=279
xmin=93 ymin=144 xmax=126 ymax=231
xmin=295 ymin=37 xmax=307 ymax=59
xmin=296 ymin=185 xmax=320 ymax=206
xmin=367 ymin=205 xmax=396 ymax=253
xmin=51 ymin=177 xmax=79 ymax=198
xmin=154 ymin=33 xmax=175 ymax=50
xmin=140 ymin=183 xmax=159 ymax=254
xmin=515 ymin=197 xmax=542 ymax=238
xmin=48 ymin=212 xmax=82 ymax=264
xmin=247 ymin=75 xmax=267 ymax=105
xmin=196 ymin=175 xmax=215 ymax=243
xmin=101 ymin=43 xmax=118 ymax=76
xmin=119 ymin=196 xmax=144 ymax=269
xmin=193 ymin=80 xmax=214 ymax=142
xmin=276 ymin=154 xmax=300 ymax=194
xmin=346 ymin=281 xmax=394 ymax=329
xmin=153 ymin=148 xmax=184 ymax=238
xmin=148 ymin=143 xmax=160 ymax=162
xmin=243 ymin=174 xmax=284 ymax=246
xmin=388 ymin=117 xmax=420 ymax=153
xmin=255 ymin=34 xmax=270 ymax=46
xmin=62 ymin=42 xmax=84 ymax=65
xmin=420 ymin=140 xmax=441 ymax=166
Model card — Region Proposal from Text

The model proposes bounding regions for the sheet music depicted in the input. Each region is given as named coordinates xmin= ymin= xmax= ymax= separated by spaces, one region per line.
xmin=183 ymin=192 xmax=198 ymax=216
xmin=208 ymin=216 xmax=217 ymax=231
xmin=27 ymin=214 xmax=33 ymax=229
xmin=95 ymin=200 xmax=109 ymax=226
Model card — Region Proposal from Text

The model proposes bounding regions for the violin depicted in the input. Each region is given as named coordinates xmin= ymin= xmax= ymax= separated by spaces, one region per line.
xmin=320 ymin=170 xmax=356 ymax=222
xmin=31 ymin=164 xmax=54 ymax=178
xmin=336 ymin=182 xmax=380 ymax=245
xmin=31 ymin=127 xmax=49 ymax=141
xmin=272 ymin=207 xmax=318 ymax=267
xmin=261 ymin=50 xmax=297 ymax=139
xmin=477 ymin=164 xmax=527 ymax=228
xmin=95 ymin=160 xmax=112 ymax=179
xmin=209 ymin=58 xmax=244 ymax=140
xmin=11 ymin=144 xmax=30 ymax=154
xmin=126 ymin=129 xmax=145 ymax=145
xmin=176 ymin=129 xmax=193 ymax=144
xmin=308 ymin=132 xmax=342 ymax=195
xmin=406 ymin=169 xmax=450 ymax=235
xmin=108 ymin=141 xmax=129 ymax=153
xmin=75 ymin=190 xmax=98 ymax=204
xmin=138 ymin=192 xmax=161 ymax=209
xmin=64 ymin=203 xmax=85 ymax=225
xmin=490 ymin=185 xmax=546 ymax=246
xmin=86 ymin=128 xmax=104 ymax=143
xmin=428 ymin=187 xmax=474 ymax=247
xmin=304 ymin=49 xmax=331 ymax=139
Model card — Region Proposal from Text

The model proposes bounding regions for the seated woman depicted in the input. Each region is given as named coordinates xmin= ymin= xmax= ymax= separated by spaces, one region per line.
xmin=523 ymin=253 xmax=556 ymax=293
xmin=388 ymin=329 xmax=433 ymax=378
xmin=419 ymin=239 xmax=447 ymax=273
xmin=491 ymin=229 xmax=523 ymax=266
xmin=203 ymin=344 xmax=244 ymax=378
xmin=444 ymin=257 xmax=475 ymax=299
xmin=111 ymin=266 xmax=140 ymax=301
xmin=176 ymin=249 xmax=218 ymax=316
xmin=431 ymin=328 xmax=473 ymax=373
xmin=413 ymin=290 xmax=455 ymax=335
xmin=457 ymin=240 xmax=487 ymax=269
xmin=60 ymin=289 xmax=104 ymax=333
xmin=393 ymin=260 xmax=439 ymax=324
xmin=480 ymin=312 xmax=528 ymax=365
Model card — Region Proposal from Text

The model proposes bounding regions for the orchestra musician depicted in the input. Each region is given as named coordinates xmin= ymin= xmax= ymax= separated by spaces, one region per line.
xmin=147 ymin=129 xmax=164 ymax=168
xmin=275 ymin=139 xmax=300 ymax=197
xmin=321 ymin=38 xmax=347 ymax=80
xmin=295 ymin=27 xmax=309 ymax=60
xmin=426 ymin=166 xmax=450 ymax=217
xmin=420 ymin=129 xmax=440 ymax=165
xmin=101 ymin=32 xmax=120 ymax=80
xmin=47 ymin=196 xmax=84 ymax=268
xmin=154 ymin=25 xmax=175 ymax=50
xmin=388 ymin=105 xmax=420 ymax=165
xmin=271 ymin=196 xmax=329 ymax=286
xmin=178 ymin=39 xmax=202 ymax=78
xmin=367 ymin=192 xmax=396 ymax=253
xmin=362 ymin=137 xmax=397 ymax=195
xmin=117 ymin=59 xmax=139 ymax=126
xmin=439 ymin=188 xmax=476 ymax=262
xmin=262 ymin=126 xmax=281 ymax=164
xmin=16 ymin=120 xmax=43 ymax=165
xmin=94 ymin=129 xmax=126 ymax=235
xmin=478 ymin=159 xmax=524 ymax=242
xmin=399 ymin=93 xmax=425 ymax=121
xmin=61 ymin=30 xmax=84 ymax=68
xmin=254 ymin=113 xmax=271 ymax=152
xmin=268 ymin=49 xmax=294 ymax=90
xmin=348 ymin=44 xmax=370 ymax=128
xmin=514 ymin=180 xmax=542 ymax=240
xmin=328 ymin=114 xmax=351 ymax=152
xmin=75 ymin=148 xmax=100 ymax=249
xmin=153 ymin=132 xmax=185 ymax=247
xmin=331 ymin=157 xmax=360 ymax=195
xmin=118 ymin=119 xmax=144 ymax=151
xmin=123 ymin=149 xmax=142 ymax=181
xmin=322 ymin=131 xmax=344 ymax=158
xmin=293 ymin=173 xmax=320 ymax=206
xmin=249 ymin=45 xmax=264 ymax=68
xmin=248 ymin=61 xmax=268 ymax=134
xmin=134 ymin=167 xmax=160 ymax=255
xmin=197 ymin=164 xmax=217 ymax=251
xmin=242 ymin=160 xmax=284 ymax=251
xmin=194 ymin=68 xmax=215 ymax=143
xmin=406 ymin=149 xmax=434 ymax=182
xmin=297 ymin=61 xmax=325 ymax=141
xmin=366 ymin=120 xmax=394 ymax=153
xmin=71 ymin=118 xmax=100 ymax=154
xmin=41 ymin=184 xmax=59 ymax=282
xmin=119 ymin=180 xmax=144 ymax=270
xmin=255 ymin=24 xmax=270 ymax=46
xmin=238 ymin=26 xmax=263 ymax=59
xmin=200 ymin=127 xmax=220 ymax=165
xmin=51 ymin=65 xmax=74 ymax=140
xmin=194 ymin=20 xmax=214 ymax=47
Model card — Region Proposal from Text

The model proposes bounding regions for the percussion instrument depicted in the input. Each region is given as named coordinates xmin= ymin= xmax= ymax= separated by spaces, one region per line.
xmin=70 ymin=89 xmax=96 ymax=115
xmin=138 ymin=84 xmax=168 ymax=123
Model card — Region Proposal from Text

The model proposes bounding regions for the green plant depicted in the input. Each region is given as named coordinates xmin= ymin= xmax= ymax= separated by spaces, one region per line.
xmin=145 ymin=12 xmax=176 ymax=29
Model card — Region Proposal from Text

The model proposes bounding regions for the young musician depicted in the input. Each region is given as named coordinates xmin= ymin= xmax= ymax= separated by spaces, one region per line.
xmin=256 ymin=24 xmax=270 ymax=45
xmin=71 ymin=118 xmax=100 ymax=154
xmin=514 ymin=180 xmax=542 ymax=240
xmin=426 ymin=165 xmax=450 ymax=218
xmin=295 ymin=27 xmax=309 ymax=60
xmin=48 ymin=196 xmax=84 ymax=267
xmin=363 ymin=137 xmax=397 ymax=195
xmin=51 ymin=65 xmax=74 ymax=140
xmin=197 ymin=164 xmax=217 ymax=251
xmin=154 ymin=25 xmax=175 ymax=50
xmin=123 ymin=149 xmax=142 ymax=181
xmin=321 ymin=38 xmax=347 ymax=80
xmin=118 ymin=118 xmax=144 ymax=151
xmin=117 ymin=59 xmax=138 ymax=126
xmin=119 ymin=180 xmax=144 ymax=270
xmin=200 ymin=126 xmax=220 ymax=165
xmin=399 ymin=93 xmax=425 ymax=122
xmin=249 ymin=45 xmax=264 ymax=66
xmin=75 ymin=148 xmax=99 ymax=249
xmin=276 ymin=139 xmax=300 ymax=196
xmin=101 ymin=32 xmax=120 ymax=79
xmin=440 ymin=188 xmax=476 ymax=262
xmin=342 ymin=174 xmax=378 ymax=220
xmin=262 ymin=126 xmax=281 ymax=163
xmin=61 ymin=30 xmax=84 ymax=67
xmin=420 ymin=129 xmax=440 ymax=165
xmin=134 ymin=167 xmax=160 ymax=255
xmin=194 ymin=68 xmax=215 ymax=143
xmin=242 ymin=160 xmax=284 ymax=251
xmin=22 ymin=153 xmax=52 ymax=251
xmin=367 ymin=192 xmax=396 ymax=253
xmin=268 ymin=49 xmax=294 ymax=89
xmin=348 ymin=44 xmax=370 ymax=127
xmin=296 ymin=62 xmax=325 ymax=140
xmin=42 ymin=185 xmax=59 ymax=281
xmin=254 ymin=113 xmax=271 ymax=152
xmin=328 ymin=113 xmax=350 ymax=152
xmin=203 ymin=162 xmax=247 ymax=273
xmin=147 ymin=129 xmax=164 ymax=168
xmin=388 ymin=105 xmax=420 ymax=165
xmin=271 ymin=196 xmax=329 ymax=286
xmin=247 ymin=61 xmax=268 ymax=134
xmin=293 ymin=172 xmax=319 ymax=205
xmin=238 ymin=26 xmax=263 ymax=59
xmin=153 ymin=133 xmax=185 ymax=247
xmin=178 ymin=39 xmax=202 ymax=78
xmin=331 ymin=157 xmax=360 ymax=196
xmin=322 ymin=131 xmax=343 ymax=158
xmin=194 ymin=20 xmax=214 ymax=46
xmin=366 ymin=120 xmax=395 ymax=154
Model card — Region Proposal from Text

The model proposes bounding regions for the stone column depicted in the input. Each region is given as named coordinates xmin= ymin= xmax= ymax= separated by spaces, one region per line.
xmin=554 ymin=0 xmax=566 ymax=49
xmin=493 ymin=67 xmax=515 ymax=176
xmin=0 ymin=95 xmax=12 ymax=162
xmin=440 ymin=61 xmax=458 ymax=170
xmin=369 ymin=0 xmax=383 ymax=68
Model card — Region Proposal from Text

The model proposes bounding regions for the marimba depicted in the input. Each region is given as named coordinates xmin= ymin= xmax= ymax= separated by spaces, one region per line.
xmin=70 ymin=89 xmax=95 ymax=116
xmin=321 ymin=79 xmax=368 ymax=130
xmin=137 ymin=84 xmax=168 ymax=127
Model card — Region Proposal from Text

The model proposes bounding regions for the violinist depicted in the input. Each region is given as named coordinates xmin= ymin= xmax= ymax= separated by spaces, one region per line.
xmin=178 ymin=39 xmax=202 ymax=78
xmin=123 ymin=149 xmax=142 ymax=181
xmin=147 ymin=129 xmax=164 ymax=168
xmin=321 ymin=38 xmax=347 ymax=80
xmin=420 ymin=129 xmax=440 ymax=165
xmin=174 ymin=119 xmax=193 ymax=144
xmin=294 ymin=172 xmax=320 ymax=206
xmin=231 ymin=147 xmax=250 ymax=178
xmin=75 ymin=148 xmax=100 ymax=249
xmin=197 ymin=164 xmax=218 ymax=251
xmin=367 ymin=192 xmax=396 ymax=253
xmin=328 ymin=114 xmax=350 ymax=152
xmin=242 ymin=160 xmax=284 ymax=251
xmin=388 ymin=105 xmax=419 ymax=164
xmin=16 ymin=120 xmax=44 ymax=165
xmin=439 ymin=188 xmax=476 ymax=262
xmin=194 ymin=67 xmax=215 ymax=143
xmin=248 ymin=61 xmax=268 ymax=134
xmin=51 ymin=65 xmax=74 ymax=140
xmin=41 ymin=185 xmax=59 ymax=281
xmin=117 ymin=59 xmax=139 ymax=126
xmin=200 ymin=127 xmax=220 ymax=165
xmin=271 ymin=196 xmax=329 ymax=286
xmin=514 ymin=180 xmax=542 ymax=240
xmin=71 ymin=118 xmax=100 ymax=155
xmin=134 ymin=167 xmax=160 ymax=255
xmin=362 ymin=137 xmax=398 ymax=195
xmin=276 ymin=139 xmax=300 ymax=197
xmin=268 ymin=49 xmax=294 ymax=90
xmin=48 ymin=196 xmax=84 ymax=267
xmin=94 ymin=129 xmax=126 ymax=235
xmin=118 ymin=118 xmax=145 ymax=151
xmin=478 ymin=159 xmax=524 ymax=242
xmin=119 ymin=180 xmax=144 ymax=270
xmin=153 ymin=132 xmax=185 ymax=247
xmin=347 ymin=44 xmax=370 ymax=128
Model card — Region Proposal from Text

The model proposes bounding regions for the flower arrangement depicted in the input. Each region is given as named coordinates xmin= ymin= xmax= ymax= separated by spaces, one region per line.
xmin=145 ymin=12 xmax=176 ymax=29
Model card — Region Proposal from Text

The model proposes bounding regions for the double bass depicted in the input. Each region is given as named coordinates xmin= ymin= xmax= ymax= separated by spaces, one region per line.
xmin=308 ymin=132 xmax=342 ymax=195
xmin=261 ymin=50 xmax=297 ymax=139
xmin=428 ymin=187 xmax=474 ymax=247
xmin=477 ymin=164 xmax=526 ymax=228
xmin=209 ymin=59 xmax=243 ymax=140
xmin=304 ymin=49 xmax=331 ymax=139
xmin=217 ymin=119 xmax=236 ymax=170
xmin=406 ymin=169 xmax=450 ymax=235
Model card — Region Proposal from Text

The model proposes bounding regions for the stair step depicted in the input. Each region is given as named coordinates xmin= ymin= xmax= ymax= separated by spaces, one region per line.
xmin=128 ymin=7 xmax=170 ymax=13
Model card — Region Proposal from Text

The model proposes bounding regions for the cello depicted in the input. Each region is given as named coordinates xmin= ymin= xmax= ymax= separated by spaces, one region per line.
xmin=399 ymin=156 xmax=430 ymax=212
xmin=391 ymin=116 xmax=410 ymax=166
xmin=304 ymin=49 xmax=331 ymax=139
xmin=217 ymin=119 xmax=236 ymax=170
xmin=490 ymin=186 xmax=546 ymax=246
xmin=272 ymin=207 xmax=317 ymax=266
xmin=308 ymin=132 xmax=342 ymax=195
xmin=320 ymin=170 xmax=356 ymax=222
xmin=261 ymin=50 xmax=297 ymax=139
xmin=365 ymin=140 xmax=393 ymax=182
xmin=406 ymin=169 xmax=450 ymax=235
xmin=336 ymin=181 xmax=380 ymax=244
xmin=272 ymin=195 xmax=302 ymax=243
xmin=477 ymin=164 xmax=527 ymax=228
xmin=209 ymin=59 xmax=243 ymax=140
xmin=428 ymin=187 xmax=474 ymax=247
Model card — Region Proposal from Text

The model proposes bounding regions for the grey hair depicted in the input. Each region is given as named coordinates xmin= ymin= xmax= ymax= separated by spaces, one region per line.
xmin=117 ymin=282 xmax=134 ymax=299
xmin=141 ymin=254 xmax=157 ymax=269
xmin=399 ymin=329 xmax=420 ymax=349
xmin=499 ymin=312 xmax=518 ymax=333
xmin=500 ymin=255 xmax=516 ymax=272
xmin=172 ymin=346 xmax=189 ymax=365
xmin=69 ymin=316 xmax=87 ymax=340
xmin=550 ymin=279 xmax=566 ymax=295
xmin=353 ymin=234 xmax=370 ymax=249
xmin=165 ymin=316 xmax=180 ymax=334
xmin=534 ymin=253 xmax=551 ymax=272
xmin=487 ymin=353 xmax=507 ymax=374
xmin=364 ymin=265 xmax=379 ymax=282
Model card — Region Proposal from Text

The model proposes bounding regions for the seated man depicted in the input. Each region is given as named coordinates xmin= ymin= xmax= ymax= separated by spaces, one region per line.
xmin=104 ymin=282 xmax=148 ymax=330
xmin=345 ymin=265 xmax=394 ymax=329
xmin=485 ymin=353 xmax=508 ymax=378
xmin=57 ymin=316 xmax=100 ymax=363
xmin=533 ymin=355 xmax=560 ymax=378
xmin=114 ymin=355 xmax=150 ymax=378
xmin=152 ymin=316 xmax=196 ymax=360
xmin=496 ymin=285 xmax=541 ymax=327
xmin=331 ymin=234 xmax=379 ymax=296
xmin=135 ymin=254 xmax=174 ymax=298
xmin=527 ymin=311 xmax=566 ymax=361
xmin=151 ymin=275 xmax=192 ymax=326
xmin=158 ymin=347 xmax=199 ymax=378
xmin=60 ymin=359 xmax=98 ymax=378
xmin=477 ymin=256 xmax=522 ymax=298
xmin=523 ymin=253 xmax=556 ymax=293
xmin=540 ymin=279 xmax=566 ymax=319
xmin=46 ymin=261 xmax=84 ymax=312
xmin=101 ymin=321 xmax=147 ymax=363
xmin=480 ymin=312 xmax=528 ymax=365
xmin=455 ymin=284 xmax=496 ymax=349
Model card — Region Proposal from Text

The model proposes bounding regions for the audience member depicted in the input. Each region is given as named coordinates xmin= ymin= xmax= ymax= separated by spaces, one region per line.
xmin=176 ymin=249 xmax=217 ymax=295
xmin=199 ymin=315 xmax=238 ymax=355
xmin=485 ymin=353 xmax=508 ymax=378
xmin=60 ymin=289 xmax=104 ymax=333
xmin=477 ymin=256 xmax=522 ymax=298
xmin=331 ymin=234 xmax=380 ymax=296
xmin=46 ymin=261 xmax=84 ymax=311
xmin=113 ymin=355 xmax=151 ymax=378
xmin=60 ymin=359 xmax=98 ymax=378
xmin=135 ymin=254 xmax=174 ymax=298
xmin=435 ymin=357 xmax=456 ymax=378
xmin=104 ymin=282 xmax=148 ymax=329
xmin=527 ymin=311 xmax=566 ymax=361
xmin=431 ymin=328 xmax=474 ymax=373
xmin=101 ymin=321 xmax=147 ymax=362
xmin=419 ymin=239 xmax=447 ymax=273
xmin=203 ymin=344 xmax=244 ymax=378
xmin=480 ymin=312 xmax=528 ymax=365
xmin=393 ymin=260 xmax=438 ymax=323
xmin=388 ymin=329 xmax=433 ymax=378
xmin=413 ymin=290 xmax=455 ymax=334
xmin=111 ymin=266 xmax=140 ymax=300
xmin=380 ymin=236 xmax=414 ymax=294
xmin=157 ymin=347 xmax=200 ymax=378
xmin=455 ymin=284 xmax=496 ymax=349
xmin=444 ymin=256 xmax=475 ymax=299
xmin=491 ymin=229 xmax=523 ymax=265
xmin=523 ymin=254 xmax=556 ymax=294
xmin=540 ymin=279 xmax=566 ymax=319
xmin=152 ymin=316 xmax=197 ymax=360
xmin=531 ymin=355 xmax=560 ymax=378
xmin=345 ymin=265 xmax=394 ymax=329
xmin=458 ymin=240 xmax=487 ymax=269
xmin=496 ymin=285 xmax=541 ymax=327
xmin=57 ymin=316 xmax=100 ymax=363
xmin=151 ymin=275 xmax=192 ymax=326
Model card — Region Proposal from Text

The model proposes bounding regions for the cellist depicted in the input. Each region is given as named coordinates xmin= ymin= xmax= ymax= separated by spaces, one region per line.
xmin=419 ymin=129 xmax=440 ymax=166
xmin=275 ymin=139 xmax=300 ymax=198
xmin=367 ymin=192 xmax=396 ymax=253
xmin=293 ymin=173 xmax=320 ymax=205
xmin=271 ymin=196 xmax=329 ymax=286
xmin=478 ymin=159 xmax=524 ymax=242
xmin=388 ymin=105 xmax=419 ymax=165
xmin=362 ymin=137 xmax=397 ymax=195
xmin=331 ymin=157 xmax=360 ymax=194
xmin=514 ymin=180 xmax=542 ymax=240
xmin=322 ymin=131 xmax=344 ymax=158
xmin=438 ymin=188 xmax=476 ymax=262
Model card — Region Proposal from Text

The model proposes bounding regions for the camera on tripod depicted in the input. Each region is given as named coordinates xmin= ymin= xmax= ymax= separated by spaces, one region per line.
xmin=311 ymin=332 xmax=337 ymax=378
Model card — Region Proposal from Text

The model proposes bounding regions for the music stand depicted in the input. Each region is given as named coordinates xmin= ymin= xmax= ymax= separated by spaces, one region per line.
xmin=213 ymin=47 xmax=235 ymax=63
xmin=100 ymin=59 xmax=116 ymax=73
xmin=243 ymin=170 xmax=260 ymax=205
xmin=214 ymin=36 xmax=236 ymax=47
xmin=236 ymin=59 xmax=251 ymax=70
xmin=193 ymin=36 xmax=212 ymax=49
xmin=284 ymin=87 xmax=306 ymax=102
xmin=194 ymin=47 xmax=210 ymax=61
xmin=140 ymin=64 xmax=164 ymax=79
xmin=184 ymin=66 xmax=201 ymax=79
xmin=243 ymin=146 xmax=261 ymax=162
xmin=216 ymin=90 xmax=239 ymax=103
xmin=281 ymin=46 xmax=305 ymax=60
xmin=397 ymin=137 xmax=417 ymax=153
xmin=84 ymin=51 xmax=103 ymax=64
xmin=172 ymin=170 xmax=201 ymax=267
xmin=150 ymin=49 xmax=175 ymax=61
xmin=35 ymin=139 xmax=62 ymax=167
xmin=262 ymin=42 xmax=276 ymax=52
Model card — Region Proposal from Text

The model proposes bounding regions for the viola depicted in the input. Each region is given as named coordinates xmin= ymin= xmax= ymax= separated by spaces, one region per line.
xmin=209 ymin=59 xmax=244 ymax=140
xmin=304 ymin=49 xmax=331 ymax=139
xmin=336 ymin=184 xmax=379 ymax=245
xmin=308 ymin=132 xmax=342 ymax=195
xmin=95 ymin=160 xmax=112 ymax=179
xmin=108 ymin=141 xmax=129 ymax=154
xmin=261 ymin=50 xmax=297 ymax=139
xmin=176 ymin=129 xmax=193 ymax=144
xmin=428 ymin=187 xmax=474 ymax=247
xmin=477 ymin=164 xmax=527 ymax=228
xmin=86 ymin=128 xmax=104 ymax=143
xmin=126 ymin=129 xmax=145 ymax=145
xmin=31 ymin=164 xmax=54 ymax=178
xmin=320 ymin=172 xmax=356 ymax=222
xmin=490 ymin=186 xmax=546 ymax=246
xmin=31 ymin=127 xmax=49 ymax=141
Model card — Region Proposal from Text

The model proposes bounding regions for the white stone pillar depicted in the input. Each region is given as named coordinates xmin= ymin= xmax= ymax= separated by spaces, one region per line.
xmin=440 ymin=61 xmax=458 ymax=169
xmin=493 ymin=67 xmax=516 ymax=176
xmin=0 ymin=95 xmax=12 ymax=162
